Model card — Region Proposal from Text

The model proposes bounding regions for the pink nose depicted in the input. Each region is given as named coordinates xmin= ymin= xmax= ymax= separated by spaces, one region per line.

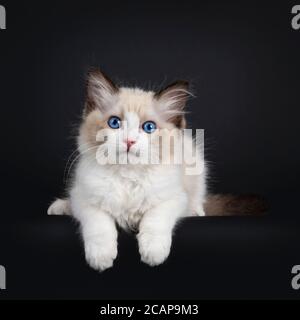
xmin=125 ymin=139 xmax=136 ymax=150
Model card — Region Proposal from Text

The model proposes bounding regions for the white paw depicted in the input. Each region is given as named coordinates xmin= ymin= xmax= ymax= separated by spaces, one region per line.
xmin=47 ymin=199 xmax=70 ymax=216
xmin=197 ymin=208 xmax=205 ymax=217
xmin=84 ymin=239 xmax=117 ymax=272
xmin=194 ymin=205 xmax=205 ymax=217
xmin=138 ymin=233 xmax=171 ymax=266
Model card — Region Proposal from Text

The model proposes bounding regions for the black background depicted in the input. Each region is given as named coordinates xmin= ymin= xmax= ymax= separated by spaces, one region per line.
xmin=0 ymin=0 xmax=300 ymax=299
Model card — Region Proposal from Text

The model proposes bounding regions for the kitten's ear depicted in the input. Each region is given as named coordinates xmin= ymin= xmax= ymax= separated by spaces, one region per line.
xmin=85 ymin=68 xmax=119 ymax=115
xmin=154 ymin=80 xmax=191 ymax=128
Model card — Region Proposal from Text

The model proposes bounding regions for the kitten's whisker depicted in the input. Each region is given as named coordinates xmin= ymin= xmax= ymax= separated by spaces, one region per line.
xmin=64 ymin=145 xmax=100 ymax=184
xmin=63 ymin=142 xmax=94 ymax=182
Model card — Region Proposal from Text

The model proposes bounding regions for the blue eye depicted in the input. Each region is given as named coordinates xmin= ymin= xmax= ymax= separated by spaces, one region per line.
xmin=108 ymin=116 xmax=121 ymax=129
xmin=142 ymin=121 xmax=157 ymax=134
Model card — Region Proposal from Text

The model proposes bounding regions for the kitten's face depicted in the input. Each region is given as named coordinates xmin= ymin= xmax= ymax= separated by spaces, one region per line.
xmin=78 ymin=69 xmax=190 ymax=165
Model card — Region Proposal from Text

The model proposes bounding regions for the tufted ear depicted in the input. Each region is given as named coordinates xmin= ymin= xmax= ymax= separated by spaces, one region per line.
xmin=85 ymin=68 xmax=119 ymax=115
xmin=154 ymin=80 xmax=191 ymax=128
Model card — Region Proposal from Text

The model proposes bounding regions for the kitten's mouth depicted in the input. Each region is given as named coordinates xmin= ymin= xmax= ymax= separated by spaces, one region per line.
xmin=127 ymin=149 xmax=140 ymax=157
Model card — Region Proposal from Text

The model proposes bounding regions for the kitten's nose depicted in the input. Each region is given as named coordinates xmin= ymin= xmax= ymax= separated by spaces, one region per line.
xmin=125 ymin=139 xmax=136 ymax=151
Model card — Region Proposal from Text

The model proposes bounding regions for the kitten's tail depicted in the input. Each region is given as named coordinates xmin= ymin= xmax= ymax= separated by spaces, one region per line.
xmin=204 ymin=194 xmax=267 ymax=216
xmin=47 ymin=198 xmax=72 ymax=216
xmin=47 ymin=195 xmax=267 ymax=217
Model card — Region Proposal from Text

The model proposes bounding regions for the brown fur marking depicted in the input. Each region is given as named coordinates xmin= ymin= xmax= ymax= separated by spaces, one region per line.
xmin=204 ymin=194 xmax=268 ymax=216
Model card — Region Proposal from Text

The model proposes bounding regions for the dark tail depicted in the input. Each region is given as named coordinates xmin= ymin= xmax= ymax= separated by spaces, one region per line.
xmin=204 ymin=194 xmax=268 ymax=216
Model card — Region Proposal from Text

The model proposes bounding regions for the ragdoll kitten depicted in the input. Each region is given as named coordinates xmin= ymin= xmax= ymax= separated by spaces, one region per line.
xmin=48 ymin=69 xmax=265 ymax=271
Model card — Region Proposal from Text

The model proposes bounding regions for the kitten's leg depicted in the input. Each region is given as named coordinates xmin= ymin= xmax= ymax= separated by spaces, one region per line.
xmin=186 ymin=173 xmax=206 ymax=217
xmin=138 ymin=194 xmax=187 ymax=266
xmin=79 ymin=207 xmax=118 ymax=272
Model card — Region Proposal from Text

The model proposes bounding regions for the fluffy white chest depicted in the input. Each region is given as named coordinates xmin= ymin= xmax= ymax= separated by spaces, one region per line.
xmin=80 ymin=165 xmax=159 ymax=230
xmin=74 ymin=159 xmax=186 ymax=230
xmin=104 ymin=174 xmax=151 ymax=230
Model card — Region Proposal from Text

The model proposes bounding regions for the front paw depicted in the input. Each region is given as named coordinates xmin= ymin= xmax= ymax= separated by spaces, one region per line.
xmin=84 ymin=239 xmax=117 ymax=272
xmin=138 ymin=233 xmax=171 ymax=266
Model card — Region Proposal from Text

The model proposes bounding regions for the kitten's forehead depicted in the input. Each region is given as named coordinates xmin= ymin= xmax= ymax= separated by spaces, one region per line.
xmin=118 ymin=87 xmax=155 ymax=116
xmin=123 ymin=111 xmax=140 ymax=128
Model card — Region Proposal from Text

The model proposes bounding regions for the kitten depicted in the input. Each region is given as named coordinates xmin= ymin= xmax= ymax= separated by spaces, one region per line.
xmin=48 ymin=69 xmax=265 ymax=271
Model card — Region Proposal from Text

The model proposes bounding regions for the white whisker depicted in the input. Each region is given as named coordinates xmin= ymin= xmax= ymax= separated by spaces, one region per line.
xmin=64 ymin=145 xmax=99 ymax=184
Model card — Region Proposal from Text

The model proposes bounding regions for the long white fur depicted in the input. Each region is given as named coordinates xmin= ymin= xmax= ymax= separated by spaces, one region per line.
xmin=48 ymin=80 xmax=206 ymax=271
